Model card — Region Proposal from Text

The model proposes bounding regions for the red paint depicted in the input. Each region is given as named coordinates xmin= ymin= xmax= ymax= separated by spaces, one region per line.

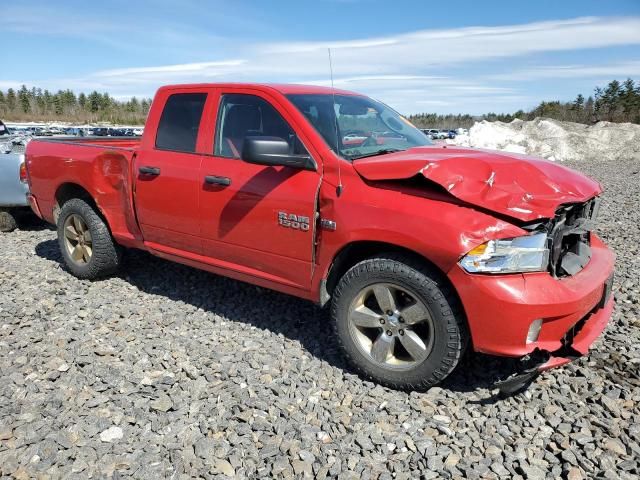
xmin=25 ymin=83 xmax=615 ymax=369
xmin=352 ymin=146 xmax=602 ymax=221
xmin=448 ymin=234 xmax=614 ymax=357
xmin=538 ymin=295 xmax=614 ymax=371
xmin=27 ymin=194 xmax=42 ymax=218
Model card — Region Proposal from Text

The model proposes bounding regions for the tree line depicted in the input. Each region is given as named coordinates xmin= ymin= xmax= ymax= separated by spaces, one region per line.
xmin=0 ymin=85 xmax=151 ymax=124
xmin=1 ymin=79 xmax=639 ymax=127
xmin=408 ymin=79 xmax=640 ymax=129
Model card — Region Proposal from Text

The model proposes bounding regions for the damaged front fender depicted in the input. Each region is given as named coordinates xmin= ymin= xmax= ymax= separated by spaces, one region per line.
xmin=352 ymin=146 xmax=602 ymax=221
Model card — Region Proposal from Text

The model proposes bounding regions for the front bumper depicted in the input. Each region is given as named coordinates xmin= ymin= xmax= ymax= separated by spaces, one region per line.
xmin=449 ymin=234 xmax=615 ymax=366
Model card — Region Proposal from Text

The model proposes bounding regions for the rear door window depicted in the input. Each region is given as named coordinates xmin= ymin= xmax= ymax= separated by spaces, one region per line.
xmin=214 ymin=93 xmax=307 ymax=159
xmin=155 ymin=93 xmax=207 ymax=153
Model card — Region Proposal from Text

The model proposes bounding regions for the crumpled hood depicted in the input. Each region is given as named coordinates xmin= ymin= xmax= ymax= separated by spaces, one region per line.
xmin=352 ymin=146 xmax=602 ymax=221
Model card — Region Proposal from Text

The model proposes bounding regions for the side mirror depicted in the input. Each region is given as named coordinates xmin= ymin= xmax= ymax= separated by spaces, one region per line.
xmin=241 ymin=136 xmax=316 ymax=171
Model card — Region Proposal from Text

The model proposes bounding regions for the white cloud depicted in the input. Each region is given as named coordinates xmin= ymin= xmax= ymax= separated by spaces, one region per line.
xmin=0 ymin=81 xmax=23 ymax=90
xmin=257 ymin=16 xmax=640 ymax=69
xmin=488 ymin=60 xmax=640 ymax=81
xmin=7 ymin=15 xmax=640 ymax=114
xmin=95 ymin=60 xmax=248 ymax=77
xmin=0 ymin=4 xmax=234 ymax=56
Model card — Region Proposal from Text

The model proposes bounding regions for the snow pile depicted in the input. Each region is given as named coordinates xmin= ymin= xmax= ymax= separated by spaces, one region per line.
xmin=449 ymin=118 xmax=640 ymax=161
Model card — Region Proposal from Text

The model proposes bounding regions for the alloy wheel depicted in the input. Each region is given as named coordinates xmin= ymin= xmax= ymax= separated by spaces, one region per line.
xmin=347 ymin=282 xmax=435 ymax=370
xmin=63 ymin=214 xmax=93 ymax=265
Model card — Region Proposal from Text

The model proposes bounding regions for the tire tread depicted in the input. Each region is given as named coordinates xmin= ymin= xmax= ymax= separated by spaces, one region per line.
xmin=331 ymin=253 xmax=468 ymax=391
xmin=57 ymin=198 xmax=121 ymax=279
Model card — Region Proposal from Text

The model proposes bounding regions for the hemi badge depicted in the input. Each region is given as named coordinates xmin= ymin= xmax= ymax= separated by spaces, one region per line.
xmin=320 ymin=219 xmax=337 ymax=231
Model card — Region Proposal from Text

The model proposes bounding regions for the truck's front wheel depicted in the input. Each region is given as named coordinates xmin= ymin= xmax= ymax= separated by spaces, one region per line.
xmin=57 ymin=198 xmax=122 ymax=280
xmin=331 ymin=254 xmax=468 ymax=391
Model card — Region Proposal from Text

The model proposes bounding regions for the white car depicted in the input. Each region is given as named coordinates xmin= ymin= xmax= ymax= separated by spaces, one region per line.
xmin=342 ymin=132 xmax=368 ymax=145
xmin=421 ymin=129 xmax=440 ymax=139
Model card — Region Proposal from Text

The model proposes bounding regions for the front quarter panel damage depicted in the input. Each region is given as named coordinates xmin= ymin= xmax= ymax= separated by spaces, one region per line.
xmin=352 ymin=146 xmax=602 ymax=222
xmin=313 ymin=172 xmax=526 ymax=296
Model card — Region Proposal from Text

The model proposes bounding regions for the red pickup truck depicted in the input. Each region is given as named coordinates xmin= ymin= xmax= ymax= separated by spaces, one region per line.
xmin=25 ymin=83 xmax=615 ymax=391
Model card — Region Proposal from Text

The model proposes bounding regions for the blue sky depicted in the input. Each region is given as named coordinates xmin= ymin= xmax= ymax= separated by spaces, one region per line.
xmin=3 ymin=0 xmax=640 ymax=114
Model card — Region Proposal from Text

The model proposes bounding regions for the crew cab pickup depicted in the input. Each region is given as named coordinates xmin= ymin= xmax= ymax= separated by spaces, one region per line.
xmin=25 ymin=83 xmax=615 ymax=391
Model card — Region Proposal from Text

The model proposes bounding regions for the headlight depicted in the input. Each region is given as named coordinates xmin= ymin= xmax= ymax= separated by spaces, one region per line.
xmin=460 ymin=233 xmax=549 ymax=274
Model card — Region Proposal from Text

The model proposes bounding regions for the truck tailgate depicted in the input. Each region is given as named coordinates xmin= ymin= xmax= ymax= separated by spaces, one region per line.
xmin=0 ymin=152 xmax=28 ymax=207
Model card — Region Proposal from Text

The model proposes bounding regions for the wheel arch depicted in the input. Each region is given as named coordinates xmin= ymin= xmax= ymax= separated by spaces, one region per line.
xmin=321 ymin=240 xmax=463 ymax=312
xmin=327 ymin=241 xmax=471 ymax=390
xmin=54 ymin=182 xmax=106 ymax=227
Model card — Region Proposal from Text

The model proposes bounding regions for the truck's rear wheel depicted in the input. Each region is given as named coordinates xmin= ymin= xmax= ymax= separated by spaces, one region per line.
xmin=57 ymin=198 xmax=121 ymax=279
xmin=331 ymin=254 xmax=468 ymax=391
xmin=0 ymin=209 xmax=18 ymax=233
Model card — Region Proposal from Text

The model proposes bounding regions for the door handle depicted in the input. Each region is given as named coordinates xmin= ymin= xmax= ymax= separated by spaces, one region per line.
xmin=139 ymin=166 xmax=160 ymax=176
xmin=204 ymin=175 xmax=231 ymax=186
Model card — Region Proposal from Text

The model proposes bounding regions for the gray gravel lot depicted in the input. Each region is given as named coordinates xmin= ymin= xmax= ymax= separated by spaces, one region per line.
xmin=1 ymin=158 xmax=639 ymax=479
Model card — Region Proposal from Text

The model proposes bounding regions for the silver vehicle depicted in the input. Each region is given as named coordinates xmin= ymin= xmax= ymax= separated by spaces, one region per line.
xmin=0 ymin=123 xmax=31 ymax=232
xmin=421 ymin=128 xmax=440 ymax=139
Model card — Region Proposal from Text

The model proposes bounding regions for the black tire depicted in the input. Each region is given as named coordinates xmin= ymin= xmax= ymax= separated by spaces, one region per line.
xmin=331 ymin=254 xmax=468 ymax=391
xmin=56 ymin=198 xmax=122 ymax=279
xmin=0 ymin=209 xmax=18 ymax=233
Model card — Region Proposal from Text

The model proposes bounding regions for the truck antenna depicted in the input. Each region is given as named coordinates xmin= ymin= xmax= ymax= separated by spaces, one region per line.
xmin=328 ymin=47 xmax=343 ymax=197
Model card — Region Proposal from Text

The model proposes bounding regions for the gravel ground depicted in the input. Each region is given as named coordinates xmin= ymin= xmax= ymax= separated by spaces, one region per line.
xmin=1 ymin=158 xmax=639 ymax=479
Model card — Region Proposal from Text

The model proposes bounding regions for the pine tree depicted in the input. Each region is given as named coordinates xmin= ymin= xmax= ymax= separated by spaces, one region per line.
xmin=6 ymin=88 xmax=17 ymax=112
xmin=18 ymin=85 xmax=31 ymax=114
xmin=88 ymin=91 xmax=101 ymax=113
xmin=584 ymin=96 xmax=595 ymax=122
xmin=573 ymin=94 xmax=584 ymax=110
xmin=621 ymin=78 xmax=637 ymax=121
xmin=53 ymin=92 xmax=63 ymax=115
xmin=43 ymin=90 xmax=52 ymax=115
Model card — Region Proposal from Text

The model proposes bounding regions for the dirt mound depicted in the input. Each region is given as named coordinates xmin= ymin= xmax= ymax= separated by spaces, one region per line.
xmin=450 ymin=118 xmax=640 ymax=161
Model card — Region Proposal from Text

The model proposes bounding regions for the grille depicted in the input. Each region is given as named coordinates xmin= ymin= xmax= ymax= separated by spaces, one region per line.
xmin=548 ymin=197 xmax=599 ymax=277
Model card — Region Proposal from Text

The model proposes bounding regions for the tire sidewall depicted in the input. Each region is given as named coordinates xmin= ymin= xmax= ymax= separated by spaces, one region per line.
xmin=332 ymin=258 xmax=463 ymax=389
xmin=56 ymin=199 xmax=120 ymax=279
xmin=57 ymin=202 xmax=95 ymax=278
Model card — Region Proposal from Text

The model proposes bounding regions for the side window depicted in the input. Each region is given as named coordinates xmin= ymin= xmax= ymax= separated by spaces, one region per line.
xmin=155 ymin=93 xmax=207 ymax=153
xmin=214 ymin=93 xmax=307 ymax=159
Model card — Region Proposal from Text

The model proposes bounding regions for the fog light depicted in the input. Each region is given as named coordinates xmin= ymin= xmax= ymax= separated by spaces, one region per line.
xmin=526 ymin=319 xmax=543 ymax=344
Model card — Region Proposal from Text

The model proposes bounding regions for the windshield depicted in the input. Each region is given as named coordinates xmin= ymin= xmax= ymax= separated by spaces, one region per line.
xmin=286 ymin=93 xmax=432 ymax=160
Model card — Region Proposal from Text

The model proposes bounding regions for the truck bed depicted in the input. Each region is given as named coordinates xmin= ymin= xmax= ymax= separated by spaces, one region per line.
xmin=26 ymin=136 xmax=143 ymax=248
xmin=31 ymin=136 xmax=142 ymax=150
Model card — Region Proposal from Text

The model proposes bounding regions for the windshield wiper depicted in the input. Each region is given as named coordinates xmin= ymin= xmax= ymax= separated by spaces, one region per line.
xmin=349 ymin=148 xmax=405 ymax=160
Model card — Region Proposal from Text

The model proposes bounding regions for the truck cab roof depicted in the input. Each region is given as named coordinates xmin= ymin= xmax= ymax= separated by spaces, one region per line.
xmin=157 ymin=83 xmax=362 ymax=97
